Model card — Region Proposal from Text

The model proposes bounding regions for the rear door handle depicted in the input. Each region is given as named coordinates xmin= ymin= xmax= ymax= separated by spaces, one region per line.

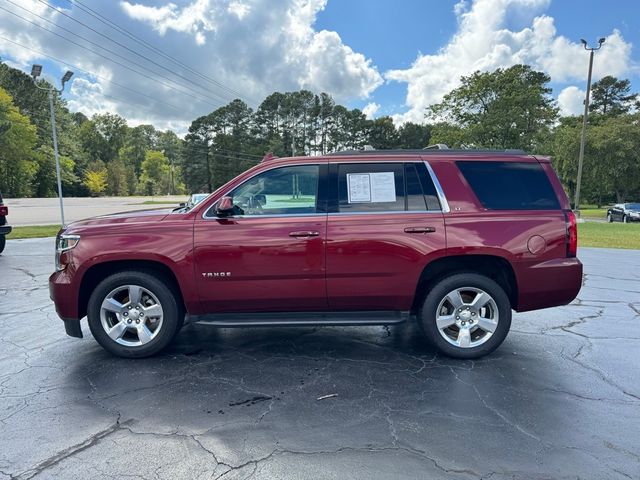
xmin=404 ymin=227 xmax=436 ymax=234
xmin=289 ymin=231 xmax=320 ymax=238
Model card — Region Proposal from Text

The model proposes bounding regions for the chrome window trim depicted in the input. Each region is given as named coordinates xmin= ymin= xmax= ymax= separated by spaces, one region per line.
xmin=209 ymin=213 xmax=326 ymax=220
xmin=423 ymin=160 xmax=450 ymax=213
xmin=202 ymin=162 xmax=323 ymax=220
xmin=329 ymin=210 xmax=443 ymax=216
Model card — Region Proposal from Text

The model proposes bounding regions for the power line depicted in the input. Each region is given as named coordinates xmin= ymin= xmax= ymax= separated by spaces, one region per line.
xmin=2 ymin=2 xmax=229 ymax=107
xmin=64 ymin=0 xmax=256 ymax=103
xmin=0 ymin=34 xmax=186 ymax=113
xmin=35 ymin=0 xmax=247 ymax=105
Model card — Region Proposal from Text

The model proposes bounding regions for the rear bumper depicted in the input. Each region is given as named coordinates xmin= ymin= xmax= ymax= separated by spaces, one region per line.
xmin=515 ymin=257 xmax=583 ymax=312
xmin=0 ymin=225 xmax=11 ymax=235
xmin=49 ymin=270 xmax=82 ymax=337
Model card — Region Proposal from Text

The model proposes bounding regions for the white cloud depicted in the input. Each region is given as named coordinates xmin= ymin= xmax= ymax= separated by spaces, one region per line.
xmin=557 ymin=86 xmax=585 ymax=116
xmin=362 ymin=102 xmax=380 ymax=119
xmin=118 ymin=0 xmax=382 ymax=99
xmin=0 ymin=0 xmax=381 ymax=134
xmin=67 ymin=77 xmax=111 ymax=115
xmin=386 ymin=0 xmax=634 ymax=124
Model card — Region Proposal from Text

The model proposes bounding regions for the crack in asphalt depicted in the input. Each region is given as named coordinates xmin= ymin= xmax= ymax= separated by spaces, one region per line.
xmin=10 ymin=415 xmax=126 ymax=480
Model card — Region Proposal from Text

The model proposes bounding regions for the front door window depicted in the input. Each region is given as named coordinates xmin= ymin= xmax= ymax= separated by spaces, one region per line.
xmin=228 ymin=165 xmax=320 ymax=216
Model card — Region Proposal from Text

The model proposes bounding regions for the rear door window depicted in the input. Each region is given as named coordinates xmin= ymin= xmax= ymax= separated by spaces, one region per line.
xmin=337 ymin=163 xmax=405 ymax=213
xmin=457 ymin=161 xmax=560 ymax=210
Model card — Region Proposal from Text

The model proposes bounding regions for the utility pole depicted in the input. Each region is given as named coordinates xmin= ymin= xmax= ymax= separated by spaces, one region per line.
xmin=574 ymin=37 xmax=605 ymax=217
xmin=31 ymin=65 xmax=74 ymax=227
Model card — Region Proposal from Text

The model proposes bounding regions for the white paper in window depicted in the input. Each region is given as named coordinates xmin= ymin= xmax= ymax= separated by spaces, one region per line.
xmin=370 ymin=172 xmax=396 ymax=202
xmin=347 ymin=173 xmax=371 ymax=203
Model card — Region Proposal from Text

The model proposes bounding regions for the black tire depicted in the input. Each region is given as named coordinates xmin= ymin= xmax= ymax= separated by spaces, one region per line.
xmin=0 ymin=235 xmax=5 ymax=254
xmin=607 ymin=213 xmax=613 ymax=223
xmin=87 ymin=270 xmax=183 ymax=358
xmin=623 ymin=215 xmax=629 ymax=224
xmin=418 ymin=273 xmax=512 ymax=359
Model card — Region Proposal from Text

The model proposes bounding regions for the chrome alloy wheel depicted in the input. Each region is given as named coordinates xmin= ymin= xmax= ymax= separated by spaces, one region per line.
xmin=435 ymin=287 xmax=499 ymax=348
xmin=100 ymin=285 xmax=164 ymax=347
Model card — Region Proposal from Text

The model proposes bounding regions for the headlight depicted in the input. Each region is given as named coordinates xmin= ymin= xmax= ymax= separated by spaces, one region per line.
xmin=56 ymin=234 xmax=80 ymax=271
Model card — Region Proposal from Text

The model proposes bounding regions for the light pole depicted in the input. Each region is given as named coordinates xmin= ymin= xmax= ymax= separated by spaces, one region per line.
xmin=30 ymin=65 xmax=74 ymax=227
xmin=574 ymin=37 xmax=605 ymax=217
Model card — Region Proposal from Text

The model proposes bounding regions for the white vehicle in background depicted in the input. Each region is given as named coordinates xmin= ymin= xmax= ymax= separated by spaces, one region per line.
xmin=187 ymin=193 xmax=210 ymax=208
xmin=174 ymin=193 xmax=210 ymax=212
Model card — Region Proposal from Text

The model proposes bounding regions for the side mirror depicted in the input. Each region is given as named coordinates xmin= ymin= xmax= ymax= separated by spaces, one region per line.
xmin=215 ymin=196 xmax=234 ymax=217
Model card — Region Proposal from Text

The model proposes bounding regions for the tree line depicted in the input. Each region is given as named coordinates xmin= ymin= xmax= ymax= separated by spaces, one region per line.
xmin=1 ymin=62 xmax=638 ymax=204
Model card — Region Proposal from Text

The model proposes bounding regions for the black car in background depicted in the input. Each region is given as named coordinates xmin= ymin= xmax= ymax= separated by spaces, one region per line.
xmin=607 ymin=203 xmax=640 ymax=223
xmin=0 ymin=192 xmax=11 ymax=253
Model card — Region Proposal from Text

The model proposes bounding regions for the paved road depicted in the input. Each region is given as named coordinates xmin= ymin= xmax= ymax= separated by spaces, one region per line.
xmin=1 ymin=240 xmax=639 ymax=479
xmin=5 ymin=196 xmax=188 ymax=226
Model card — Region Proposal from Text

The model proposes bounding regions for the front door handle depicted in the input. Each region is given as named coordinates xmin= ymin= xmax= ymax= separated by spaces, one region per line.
xmin=404 ymin=227 xmax=436 ymax=234
xmin=289 ymin=231 xmax=320 ymax=238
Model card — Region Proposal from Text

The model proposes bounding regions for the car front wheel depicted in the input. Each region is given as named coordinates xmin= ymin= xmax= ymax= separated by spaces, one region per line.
xmin=87 ymin=271 xmax=182 ymax=358
xmin=623 ymin=215 xmax=629 ymax=223
xmin=418 ymin=273 xmax=512 ymax=359
xmin=0 ymin=235 xmax=5 ymax=254
xmin=607 ymin=213 xmax=613 ymax=223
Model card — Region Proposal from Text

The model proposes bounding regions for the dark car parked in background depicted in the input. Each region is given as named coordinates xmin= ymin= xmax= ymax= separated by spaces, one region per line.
xmin=0 ymin=192 xmax=11 ymax=254
xmin=607 ymin=203 xmax=640 ymax=223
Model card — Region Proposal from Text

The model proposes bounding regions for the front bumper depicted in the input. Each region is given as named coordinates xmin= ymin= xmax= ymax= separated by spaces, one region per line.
xmin=49 ymin=269 xmax=83 ymax=338
xmin=0 ymin=225 xmax=11 ymax=235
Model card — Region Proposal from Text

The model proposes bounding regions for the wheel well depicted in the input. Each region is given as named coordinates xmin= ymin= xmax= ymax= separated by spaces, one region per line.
xmin=78 ymin=260 xmax=185 ymax=319
xmin=411 ymin=255 xmax=518 ymax=314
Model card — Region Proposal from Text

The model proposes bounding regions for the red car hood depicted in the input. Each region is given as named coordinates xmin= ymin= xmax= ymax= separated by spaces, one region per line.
xmin=66 ymin=208 xmax=174 ymax=229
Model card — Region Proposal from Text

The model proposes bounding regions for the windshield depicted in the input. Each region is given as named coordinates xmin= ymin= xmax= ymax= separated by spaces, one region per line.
xmin=625 ymin=203 xmax=640 ymax=210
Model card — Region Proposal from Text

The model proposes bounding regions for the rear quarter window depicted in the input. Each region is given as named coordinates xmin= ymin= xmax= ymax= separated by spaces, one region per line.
xmin=457 ymin=161 xmax=560 ymax=210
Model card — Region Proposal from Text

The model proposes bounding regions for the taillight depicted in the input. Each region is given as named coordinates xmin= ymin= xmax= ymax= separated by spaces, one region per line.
xmin=0 ymin=206 xmax=7 ymax=216
xmin=566 ymin=211 xmax=577 ymax=257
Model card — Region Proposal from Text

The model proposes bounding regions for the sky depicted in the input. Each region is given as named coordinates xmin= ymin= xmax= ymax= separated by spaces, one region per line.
xmin=0 ymin=0 xmax=638 ymax=135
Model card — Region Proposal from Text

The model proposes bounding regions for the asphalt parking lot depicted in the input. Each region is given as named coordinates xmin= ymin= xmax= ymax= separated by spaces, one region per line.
xmin=1 ymin=239 xmax=639 ymax=479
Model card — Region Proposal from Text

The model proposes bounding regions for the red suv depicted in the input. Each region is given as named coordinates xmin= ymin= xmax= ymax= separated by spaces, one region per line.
xmin=49 ymin=149 xmax=582 ymax=359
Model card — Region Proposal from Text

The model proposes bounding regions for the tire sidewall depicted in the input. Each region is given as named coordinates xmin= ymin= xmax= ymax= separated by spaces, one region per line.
xmin=87 ymin=271 xmax=181 ymax=358
xmin=418 ymin=273 xmax=512 ymax=359
xmin=0 ymin=235 xmax=5 ymax=254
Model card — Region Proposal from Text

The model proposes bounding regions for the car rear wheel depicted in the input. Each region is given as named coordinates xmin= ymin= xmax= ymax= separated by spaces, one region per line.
xmin=623 ymin=215 xmax=629 ymax=223
xmin=418 ymin=273 xmax=512 ymax=359
xmin=87 ymin=271 xmax=182 ymax=358
xmin=607 ymin=213 xmax=613 ymax=223
xmin=0 ymin=235 xmax=5 ymax=254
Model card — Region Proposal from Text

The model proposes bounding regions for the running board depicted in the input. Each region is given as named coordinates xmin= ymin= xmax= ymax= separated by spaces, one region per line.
xmin=191 ymin=311 xmax=409 ymax=327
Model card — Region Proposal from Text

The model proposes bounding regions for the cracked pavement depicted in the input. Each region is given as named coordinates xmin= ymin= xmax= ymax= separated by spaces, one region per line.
xmin=1 ymin=238 xmax=639 ymax=479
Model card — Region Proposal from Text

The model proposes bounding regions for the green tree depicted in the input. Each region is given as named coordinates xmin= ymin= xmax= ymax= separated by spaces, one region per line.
xmin=428 ymin=122 xmax=467 ymax=149
xmin=139 ymin=150 xmax=170 ymax=195
xmin=551 ymin=114 xmax=640 ymax=204
xmin=366 ymin=116 xmax=398 ymax=149
xmin=0 ymin=87 xmax=38 ymax=196
xmin=84 ymin=168 xmax=108 ymax=196
xmin=428 ymin=65 xmax=558 ymax=150
xmin=80 ymin=113 xmax=128 ymax=165
xmin=397 ymin=122 xmax=431 ymax=148
xmin=590 ymin=76 xmax=637 ymax=116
